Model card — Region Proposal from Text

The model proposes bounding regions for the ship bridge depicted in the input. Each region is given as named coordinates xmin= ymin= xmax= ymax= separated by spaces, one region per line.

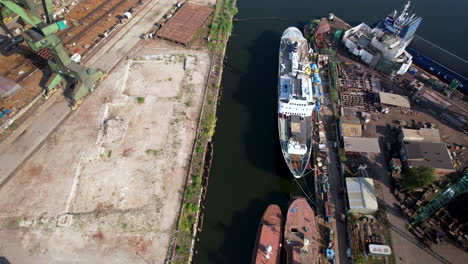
xmin=279 ymin=98 xmax=314 ymax=117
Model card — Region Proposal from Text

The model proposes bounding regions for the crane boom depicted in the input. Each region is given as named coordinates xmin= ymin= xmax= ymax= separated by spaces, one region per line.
xmin=412 ymin=172 xmax=468 ymax=224
xmin=0 ymin=0 xmax=104 ymax=107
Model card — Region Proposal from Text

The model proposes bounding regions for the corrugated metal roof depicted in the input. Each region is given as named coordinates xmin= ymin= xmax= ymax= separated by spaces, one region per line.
xmin=0 ymin=75 xmax=22 ymax=98
xmin=402 ymin=128 xmax=441 ymax=143
xmin=344 ymin=137 xmax=380 ymax=153
xmin=346 ymin=177 xmax=378 ymax=214
xmin=156 ymin=3 xmax=213 ymax=45
xmin=404 ymin=141 xmax=454 ymax=171
xmin=379 ymin=92 xmax=411 ymax=108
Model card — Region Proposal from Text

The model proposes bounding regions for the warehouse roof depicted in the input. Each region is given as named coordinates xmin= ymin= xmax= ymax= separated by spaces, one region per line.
xmin=404 ymin=141 xmax=453 ymax=171
xmin=346 ymin=177 xmax=378 ymax=214
xmin=401 ymin=128 xmax=441 ymax=143
xmin=341 ymin=117 xmax=362 ymax=137
xmin=0 ymin=75 xmax=22 ymax=98
xmin=379 ymin=92 xmax=411 ymax=108
xmin=156 ymin=3 xmax=213 ymax=45
xmin=344 ymin=137 xmax=381 ymax=153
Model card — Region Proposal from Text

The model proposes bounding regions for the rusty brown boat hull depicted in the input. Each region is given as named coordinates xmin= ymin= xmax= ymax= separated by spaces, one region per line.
xmin=251 ymin=204 xmax=284 ymax=264
xmin=284 ymin=198 xmax=320 ymax=264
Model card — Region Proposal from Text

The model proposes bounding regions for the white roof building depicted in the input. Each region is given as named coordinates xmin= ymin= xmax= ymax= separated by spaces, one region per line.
xmin=346 ymin=177 xmax=379 ymax=215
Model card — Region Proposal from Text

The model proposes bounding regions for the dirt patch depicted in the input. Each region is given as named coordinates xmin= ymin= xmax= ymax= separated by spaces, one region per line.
xmin=98 ymin=117 xmax=128 ymax=147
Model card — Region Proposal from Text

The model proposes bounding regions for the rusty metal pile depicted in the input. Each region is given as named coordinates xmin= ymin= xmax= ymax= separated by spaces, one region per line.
xmin=156 ymin=2 xmax=213 ymax=46
xmin=338 ymin=67 xmax=377 ymax=111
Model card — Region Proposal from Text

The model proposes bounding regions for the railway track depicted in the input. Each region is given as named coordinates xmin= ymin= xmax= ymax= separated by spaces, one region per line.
xmin=62 ymin=0 xmax=133 ymax=45
xmin=4 ymin=0 xmax=141 ymax=83
xmin=57 ymin=0 xmax=116 ymax=37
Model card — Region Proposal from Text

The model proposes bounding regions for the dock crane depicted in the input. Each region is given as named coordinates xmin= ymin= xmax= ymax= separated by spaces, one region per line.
xmin=412 ymin=172 xmax=468 ymax=224
xmin=0 ymin=0 xmax=104 ymax=107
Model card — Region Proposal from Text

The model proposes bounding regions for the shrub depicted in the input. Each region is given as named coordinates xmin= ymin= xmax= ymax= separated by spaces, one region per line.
xmin=403 ymin=166 xmax=435 ymax=191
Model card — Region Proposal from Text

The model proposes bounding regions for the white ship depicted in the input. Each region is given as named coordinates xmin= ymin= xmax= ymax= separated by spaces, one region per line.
xmin=278 ymin=27 xmax=322 ymax=178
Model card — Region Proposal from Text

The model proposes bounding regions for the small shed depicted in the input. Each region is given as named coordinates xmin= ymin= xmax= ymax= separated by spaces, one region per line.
xmin=340 ymin=117 xmax=362 ymax=137
xmin=346 ymin=177 xmax=378 ymax=215
xmin=379 ymin=92 xmax=411 ymax=109
xmin=0 ymin=75 xmax=22 ymax=98
xmin=343 ymin=137 xmax=381 ymax=153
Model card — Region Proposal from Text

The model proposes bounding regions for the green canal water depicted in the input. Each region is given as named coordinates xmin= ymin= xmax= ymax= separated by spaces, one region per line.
xmin=193 ymin=0 xmax=468 ymax=263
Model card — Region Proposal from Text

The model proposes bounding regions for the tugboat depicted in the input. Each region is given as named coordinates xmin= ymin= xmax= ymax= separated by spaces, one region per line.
xmin=278 ymin=27 xmax=321 ymax=178
xmin=284 ymin=198 xmax=320 ymax=264
xmin=251 ymin=204 xmax=283 ymax=264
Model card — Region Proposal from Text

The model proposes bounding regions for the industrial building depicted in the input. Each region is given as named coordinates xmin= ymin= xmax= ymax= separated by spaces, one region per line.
xmin=346 ymin=177 xmax=378 ymax=215
xmin=399 ymin=128 xmax=441 ymax=143
xmin=343 ymin=137 xmax=381 ymax=154
xmin=400 ymin=141 xmax=454 ymax=174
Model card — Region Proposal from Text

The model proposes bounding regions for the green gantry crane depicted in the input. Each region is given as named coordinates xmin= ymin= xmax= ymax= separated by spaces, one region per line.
xmin=0 ymin=0 xmax=104 ymax=107
xmin=412 ymin=172 xmax=468 ymax=224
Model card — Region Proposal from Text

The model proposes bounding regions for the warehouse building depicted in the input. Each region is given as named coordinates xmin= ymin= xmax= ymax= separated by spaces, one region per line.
xmin=346 ymin=177 xmax=379 ymax=215
xmin=343 ymin=137 xmax=381 ymax=154
xmin=400 ymin=141 xmax=454 ymax=175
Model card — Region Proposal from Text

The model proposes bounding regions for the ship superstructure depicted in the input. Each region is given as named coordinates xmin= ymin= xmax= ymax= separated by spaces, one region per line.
xmin=380 ymin=1 xmax=422 ymax=41
xmin=278 ymin=27 xmax=321 ymax=178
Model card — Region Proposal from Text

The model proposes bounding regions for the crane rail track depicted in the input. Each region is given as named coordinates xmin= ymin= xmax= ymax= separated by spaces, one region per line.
xmin=4 ymin=0 xmax=141 ymax=83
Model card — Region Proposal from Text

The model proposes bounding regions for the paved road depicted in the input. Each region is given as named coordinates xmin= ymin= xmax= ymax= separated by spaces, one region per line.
xmin=321 ymin=79 xmax=350 ymax=264
xmin=86 ymin=0 xmax=178 ymax=71
xmin=0 ymin=94 xmax=70 ymax=185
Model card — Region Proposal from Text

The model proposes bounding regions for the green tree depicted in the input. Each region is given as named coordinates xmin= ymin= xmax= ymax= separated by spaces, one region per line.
xmin=403 ymin=166 xmax=435 ymax=191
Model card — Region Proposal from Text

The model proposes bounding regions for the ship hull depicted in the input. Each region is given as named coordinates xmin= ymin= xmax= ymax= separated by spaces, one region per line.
xmin=277 ymin=27 xmax=314 ymax=178
xmin=251 ymin=204 xmax=283 ymax=264
xmin=284 ymin=198 xmax=320 ymax=264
